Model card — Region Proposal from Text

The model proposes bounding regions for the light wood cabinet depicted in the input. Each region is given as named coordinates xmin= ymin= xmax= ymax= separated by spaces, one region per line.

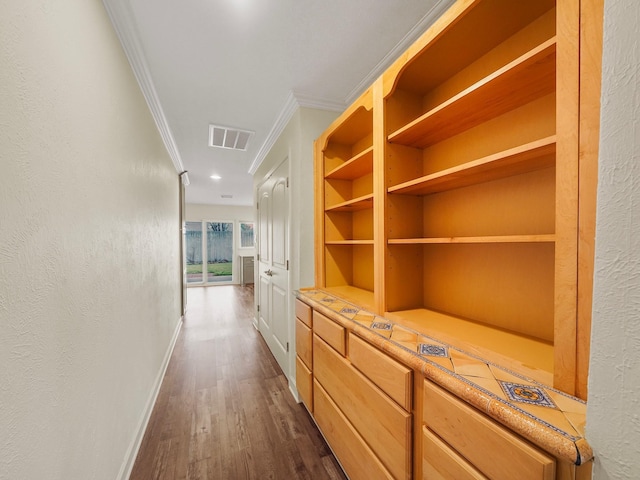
xmin=315 ymin=88 xmax=377 ymax=312
xmin=295 ymin=299 xmax=313 ymax=411
xmin=422 ymin=426 xmax=488 ymax=480
xmin=312 ymin=310 xmax=347 ymax=355
xmin=295 ymin=356 xmax=313 ymax=412
xmin=304 ymin=0 xmax=602 ymax=477
xmin=314 ymin=334 xmax=412 ymax=479
xmin=423 ymin=380 xmax=555 ymax=480
xmin=314 ymin=380 xmax=394 ymax=480
xmin=296 ymin=298 xmax=413 ymax=479
xmin=295 ymin=318 xmax=312 ymax=368
xmin=295 ymin=298 xmax=312 ymax=328
xmin=314 ymin=0 xmax=601 ymax=398
xmin=348 ymin=333 xmax=412 ymax=411
xmin=295 ymin=296 xmax=592 ymax=480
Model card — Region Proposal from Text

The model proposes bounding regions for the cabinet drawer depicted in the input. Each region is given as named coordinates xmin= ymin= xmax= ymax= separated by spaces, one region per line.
xmin=314 ymin=380 xmax=393 ymax=480
xmin=296 ymin=356 xmax=313 ymax=412
xmin=314 ymin=334 xmax=411 ymax=480
xmin=423 ymin=426 xmax=488 ymax=480
xmin=424 ymin=380 xmax=555 ymax=480
xmin=349 ymin=334 xmax=412 ymax=410
xmin=296 ymin=318 xmax=312 ymax=369
xmin=295 ymin=298 xmax=312 ymax=328
xmin=313 ymin=310 xmax=346 ymax=355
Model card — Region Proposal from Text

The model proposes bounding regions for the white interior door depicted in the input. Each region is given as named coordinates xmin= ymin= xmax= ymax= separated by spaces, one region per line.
xmin=257 ymin=159 xmax=289 ymax=374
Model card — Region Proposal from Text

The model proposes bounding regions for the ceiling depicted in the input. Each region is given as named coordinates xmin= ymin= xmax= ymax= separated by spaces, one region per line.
xmin=104 ymin=0 xmax=455 ymax=206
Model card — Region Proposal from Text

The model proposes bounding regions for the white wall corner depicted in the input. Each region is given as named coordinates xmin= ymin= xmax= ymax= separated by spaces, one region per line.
xmin=102 ymin=0 xmax=185 ymax=175
xmin=344 ymin=0 xmax=457 ymax=105
xmin=117 ymin=317 xmax=183 ymax=480
xmin=248 ymin=91 xmax=346 ymax=175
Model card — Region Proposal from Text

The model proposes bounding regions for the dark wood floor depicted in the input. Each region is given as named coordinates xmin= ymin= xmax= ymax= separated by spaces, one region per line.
xmin=130 ymin=285 xmax=347 ymax=480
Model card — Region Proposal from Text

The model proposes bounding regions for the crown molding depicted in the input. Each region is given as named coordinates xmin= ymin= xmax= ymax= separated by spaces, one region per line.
xmin=248 ymin=91 xmax=346 ymax=175
xmin=102 ymin=0 xmax=185 ymax=175
xmin=344 ymin=0 xmax=456 ymax=105
xmin=250 ymin=0 xmax=454 ymax=175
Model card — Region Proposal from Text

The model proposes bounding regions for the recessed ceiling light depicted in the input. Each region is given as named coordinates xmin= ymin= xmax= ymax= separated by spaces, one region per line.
xmin=210 ymin=175 xmax=221 ymax=180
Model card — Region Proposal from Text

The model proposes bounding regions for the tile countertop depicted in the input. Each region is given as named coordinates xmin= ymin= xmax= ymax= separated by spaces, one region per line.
xmin=296 ymin=288 xmax=593 ymax=466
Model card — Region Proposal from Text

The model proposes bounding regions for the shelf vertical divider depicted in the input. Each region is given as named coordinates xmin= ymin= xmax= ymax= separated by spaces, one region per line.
xmin=373 ymin=78 xmax=386 ymax=315
xmin=576 ymin=0 xmax=605 ymax=401
xmin=314 ymin=136 xmax=327 ymax=289
xmin=554 ymin=0 xmax=581 ymax=396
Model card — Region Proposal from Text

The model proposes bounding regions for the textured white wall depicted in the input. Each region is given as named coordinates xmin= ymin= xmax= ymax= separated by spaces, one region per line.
xmin=186 ymin=203 xmax=255 ymax=223
xmin=587 ymin=0 xmax=640 ymax=478
xmin=0 ymin=1 xmax=181 ymax=479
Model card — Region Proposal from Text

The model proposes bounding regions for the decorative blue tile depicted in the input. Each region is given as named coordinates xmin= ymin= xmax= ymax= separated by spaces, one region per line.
xmin=499 ymin=381 xmax=556 ymax=408
xmin=418 ymin=343 xmax=449 ymax=357
xmin=340 ymin=307 xmax=359 ymax=315
xmin=371 ymin=322 xmax=392 ymax=331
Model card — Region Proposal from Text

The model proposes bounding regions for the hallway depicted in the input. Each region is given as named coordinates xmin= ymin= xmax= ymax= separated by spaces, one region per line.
xmin=130 ymin=285 xmax=346 ymax=479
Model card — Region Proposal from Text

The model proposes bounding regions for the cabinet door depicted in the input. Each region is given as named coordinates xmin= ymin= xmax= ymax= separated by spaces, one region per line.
xmin=314 ymin=381 xmax=393 ymax=480
xmin=349 ymin=333 xmax=412 ymax=410
xmin=314 ymin=334 xmax=411 ymax=479
xmin=295 ymin=356 xmax=313 ymax=412
xmin=295 ymin=298 xmax=312 ymax=327
xmin=313 ymin=310 xmax=346 ymax=355
xmin=423 ymin=426 xmax=488 ymax=480
xmin=295 ymin=318 xmax=312 ymax=369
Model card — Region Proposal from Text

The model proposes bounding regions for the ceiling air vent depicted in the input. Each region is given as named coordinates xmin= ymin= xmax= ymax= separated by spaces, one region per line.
xmin=208 ymin=124 xmax=254 ymax=151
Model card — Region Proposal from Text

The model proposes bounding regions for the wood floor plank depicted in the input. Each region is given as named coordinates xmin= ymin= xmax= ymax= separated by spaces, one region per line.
xmin=130 ymin=285 xmax=346 ymax=479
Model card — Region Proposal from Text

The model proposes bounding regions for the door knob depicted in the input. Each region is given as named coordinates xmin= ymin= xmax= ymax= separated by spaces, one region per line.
xmin=264 ymin=269 xmax=273 ymax=276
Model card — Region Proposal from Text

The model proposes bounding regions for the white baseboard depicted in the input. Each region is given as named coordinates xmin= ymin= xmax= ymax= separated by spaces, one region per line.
xmin=117 ymin=316 xmax=183 ymax=480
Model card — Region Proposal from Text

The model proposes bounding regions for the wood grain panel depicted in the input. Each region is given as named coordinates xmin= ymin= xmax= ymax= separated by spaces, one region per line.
xmin=553 ymin=0 xmax=580 ymax=396
xmin=296 ymin=356 xmax=313 ymax=412
xmin=313 ymin=310 xmax=346 ymax=356
xmin=422 ymin=426 xmax=488 ymax=480
xmin=314 ymin=334 xmax=411 ymax=479
xmin=295 ymin=318 xmax=312 ymax=369
xmin=348 ymin=333 xmax=412 ymax=410
xmin=576 ymin=0 xmax=605 ymax=401
xmin=423 ymin=380 xmax=555 ymax=480
xmin=295 ymin=298 xmax=312 ymax=328
xmin=313 ymin=381 xmax=393 ymax=480
xmin=388 ymin=40 xmax=556 ymax=148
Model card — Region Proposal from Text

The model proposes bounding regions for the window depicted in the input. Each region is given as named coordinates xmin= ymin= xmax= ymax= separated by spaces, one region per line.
xmin=185 ymin=220 xmax=234 ymax=284
xmin=240 ymin=221 xmax=255 ymax=248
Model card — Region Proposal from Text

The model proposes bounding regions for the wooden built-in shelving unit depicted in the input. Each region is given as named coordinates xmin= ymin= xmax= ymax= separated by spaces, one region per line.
xmin=314 ymin=0 xmax=598 ymax=399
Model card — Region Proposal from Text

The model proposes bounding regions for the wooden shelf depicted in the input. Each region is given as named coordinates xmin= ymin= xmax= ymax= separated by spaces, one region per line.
xmin=320 ymin=286 xmax=376 ymax=313
xmin=388 ymin=38 xmax=556 ymax=148
xmin=326 ymin=147 xmax=374 ymax=180
xmin=314 ymin=0 xmax=596 ymax=399
xmin=327 ymin=106 xmax=373 ymax=146
xmin=384 ymin=308 xmax=553 ymax=386
xmin=326 ymin=194 xmax=374 ymax=212
xmin=388 ymin=235 xmax=555 ymax=245
xmin=326 ymin=240 xmax=375 ymax=245
xmin=388 ymin=136 xmax=556 ymax=196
